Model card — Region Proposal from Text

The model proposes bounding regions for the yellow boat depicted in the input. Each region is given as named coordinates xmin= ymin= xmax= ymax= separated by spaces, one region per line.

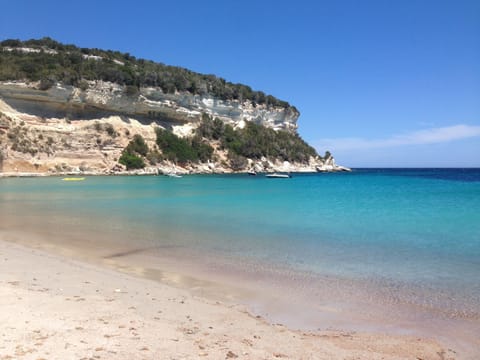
xmin=61 ymin=177 xmax=85 ymax=181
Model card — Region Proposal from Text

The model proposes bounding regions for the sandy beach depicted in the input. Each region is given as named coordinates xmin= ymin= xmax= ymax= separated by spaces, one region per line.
xmin=0 ymin=238 xmax=453 ymax=360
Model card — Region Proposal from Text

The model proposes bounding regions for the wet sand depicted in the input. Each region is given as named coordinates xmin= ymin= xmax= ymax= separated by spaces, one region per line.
xmin=0 ymin=235 xmax=455 ymax=359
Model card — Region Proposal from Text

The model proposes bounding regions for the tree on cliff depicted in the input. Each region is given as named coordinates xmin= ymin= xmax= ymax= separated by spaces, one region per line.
xmin=155 ymin=128 xmax=213 ymax=164
xmin=119 ymin=135 xmax=148 ymax=170
xmin=119 ymin=152 xmax=145 ymax=170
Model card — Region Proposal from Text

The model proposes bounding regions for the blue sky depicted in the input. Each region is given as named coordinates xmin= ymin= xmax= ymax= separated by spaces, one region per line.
xmin=1 ymin=0 xmax=479 ymax=167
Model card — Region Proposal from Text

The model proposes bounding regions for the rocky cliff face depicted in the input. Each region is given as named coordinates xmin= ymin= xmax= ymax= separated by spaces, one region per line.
xmin=0 ymin=81 xmax=348 ymax=176
xmin=0 ymin=81 xmax=299 ymax=131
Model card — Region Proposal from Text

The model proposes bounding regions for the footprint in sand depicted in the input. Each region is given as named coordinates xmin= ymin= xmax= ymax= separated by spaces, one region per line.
xmin=226 ymin=350 xmax=238 ymax=358
xmin=242 ymin=339 xmax=253 ymax=347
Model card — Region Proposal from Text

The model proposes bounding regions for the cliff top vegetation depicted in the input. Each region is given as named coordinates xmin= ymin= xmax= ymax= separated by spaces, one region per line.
xmin=0 ymin=37 xmax=296 ymax=111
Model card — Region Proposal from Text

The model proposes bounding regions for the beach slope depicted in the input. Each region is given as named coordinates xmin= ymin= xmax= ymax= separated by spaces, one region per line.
xmin=0 ymin=239 xmax=450 ymax=359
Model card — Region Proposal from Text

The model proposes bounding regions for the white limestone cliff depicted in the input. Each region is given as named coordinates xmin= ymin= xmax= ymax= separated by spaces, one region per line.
xmin=0 ymin=81 xmax=350 ymax=175
xmin=0 ymin=81 xmax=299 ymax=132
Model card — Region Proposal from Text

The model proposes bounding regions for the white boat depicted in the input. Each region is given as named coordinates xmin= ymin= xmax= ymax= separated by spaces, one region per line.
xmin=247 ymin=170 xmax=257 ymax=176
xmin=265 ymin=173 xmax=291 ymax=178
xmin=166 ymin=173 xmax=183 ymax=178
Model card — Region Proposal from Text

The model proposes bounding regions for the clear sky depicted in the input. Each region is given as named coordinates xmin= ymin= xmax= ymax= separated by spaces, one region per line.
xmin=1 ymin=0 xmax=479 ymax=167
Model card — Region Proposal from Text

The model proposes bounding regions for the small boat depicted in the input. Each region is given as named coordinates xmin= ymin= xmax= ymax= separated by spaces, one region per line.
xmin=247 ymin=170 xmax=257 ymax=176
xmin=265 ymin=173 xmax=291 ymax=178
xmin=165 ymin=173 xmax=182 ymax=178
xmin=62 ymin=177 xmax=85 ymax=181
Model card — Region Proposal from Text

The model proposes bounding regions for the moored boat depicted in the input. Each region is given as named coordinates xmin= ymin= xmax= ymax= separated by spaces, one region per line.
xmin=265 ymin=173 xmax=291 ymax=178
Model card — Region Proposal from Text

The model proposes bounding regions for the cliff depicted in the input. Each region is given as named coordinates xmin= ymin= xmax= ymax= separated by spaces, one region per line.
xmin=0 ymin=81 xmax=299 ymax=132
xmin=0 ymin=88 xmax=346 ymax=176
xmin=0 ymin=38 xmax=349 ymax=175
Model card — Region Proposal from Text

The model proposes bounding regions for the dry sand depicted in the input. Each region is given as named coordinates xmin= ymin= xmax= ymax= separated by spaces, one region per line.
xmin=0 ymin=239 xmax=454 ymax=360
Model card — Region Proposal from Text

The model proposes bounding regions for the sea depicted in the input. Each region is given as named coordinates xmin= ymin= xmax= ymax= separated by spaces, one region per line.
xmin=1 ymin=169 xmax=479 ymax=356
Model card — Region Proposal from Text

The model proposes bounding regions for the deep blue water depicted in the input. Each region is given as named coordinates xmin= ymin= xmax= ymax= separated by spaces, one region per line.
xmin=1 ymin=169 xmax=480 ymax=319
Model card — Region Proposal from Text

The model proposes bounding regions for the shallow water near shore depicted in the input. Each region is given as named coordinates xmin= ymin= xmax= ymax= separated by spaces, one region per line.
xmin=1 ymin=169 xmax=480 ymax=356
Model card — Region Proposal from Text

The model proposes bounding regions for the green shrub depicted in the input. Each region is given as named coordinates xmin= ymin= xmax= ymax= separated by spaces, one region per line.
xmin=146 ymin=150 xmax=162 ymax=165
xmin=78 ymin=79 xmax=89 ymax=91
xmin=118 ymin=134 xmax=149 ymax=169
xmin=156 ymin=128 xmax=213 ymax=164
xmin=191 ymin=135 xmax=214 ymax=162
xmin=126 ymin=134 xmax=148 ymax=156
xmin=119 ymin=152 xmax=145 ymax=169
xmin=125 ymin=85 xmax=139 ymax=97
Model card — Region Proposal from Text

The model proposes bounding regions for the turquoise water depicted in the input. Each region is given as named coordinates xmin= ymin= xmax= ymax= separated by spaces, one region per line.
xmin=1 ymin=170 xmax=480 ymax=337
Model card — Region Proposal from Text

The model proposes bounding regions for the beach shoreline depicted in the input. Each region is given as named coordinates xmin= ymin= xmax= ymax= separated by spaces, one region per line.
xmin=0 ymin=235 xmax=455 ymax=359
